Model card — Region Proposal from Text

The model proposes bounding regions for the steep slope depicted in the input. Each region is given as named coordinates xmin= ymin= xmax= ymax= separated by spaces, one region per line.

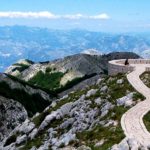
xmin=0 ymin=73 xmax=54 ymax=142
xmin=5 ymin=52 xmax=140 ymax=93
xmin=0 ymin=74 xmax=144 ymax=150
xmin=0 ymin=73 xmax=53 ymax=116
xmin=0 ymin=96 xmax=27 ymax=142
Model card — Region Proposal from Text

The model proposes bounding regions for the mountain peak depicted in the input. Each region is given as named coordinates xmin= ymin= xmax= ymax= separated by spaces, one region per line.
xmin=81 ymin=49 xmax=102 ymax=56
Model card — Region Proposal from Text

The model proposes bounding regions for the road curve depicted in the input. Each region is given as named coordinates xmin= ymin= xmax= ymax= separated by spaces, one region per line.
xmin=121 ymin=64 xmax=150 ymax=146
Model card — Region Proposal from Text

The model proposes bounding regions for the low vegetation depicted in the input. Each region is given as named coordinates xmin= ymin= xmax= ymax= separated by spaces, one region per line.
xmin=77 ymin=125 xmax=124 ymax=150
xmin=140 ymin=72 xmax=150 ymax=133
xmin=28 ymin=71 xmax=64 ymax=90
xmin=143 ymin=111 xmax=150 ymax=132
xmin=140 ymin=72 xmax=150 ymax=88
xmin=28 ymin=69 xmax=97 ymax=94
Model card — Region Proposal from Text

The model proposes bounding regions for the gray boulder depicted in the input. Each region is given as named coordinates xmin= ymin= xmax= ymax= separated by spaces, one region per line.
xmin=101 ymin=102 xmax=114 ymax=117
xmin=77 ymin=145 xmax=91 ymax=150
xmin=55 ymin=132 xmax=76 ymax=147
xmin=86 ymin=89 xmax=97 ymax=97
xmin=19 ymin=119 xmax=35 ymax=134
xmin=117 ymin=79 xmax=124 ymax=84
xmin=94 ymin=97 xmax=102 ymax=105
xmin=60 ymin=118 xmax=75 ymax=129
xmin=100 ymin=86 xmax=108 ymax=92
xmin=29 ymin=128 xmax=38 ymax=140
xmin=16 ymin=135 xmax=27 ymax=145
xmin=117 ymin=93 xmax=134 ymax=107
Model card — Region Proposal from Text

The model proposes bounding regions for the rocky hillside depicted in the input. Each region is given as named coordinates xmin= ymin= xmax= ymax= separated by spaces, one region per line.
xmin=0 ymin=51 xmax=142 ymax=150
xmin=0 ymin=95 xmax=27 ymax=142
xmin=0 ymin=73 xmax=144 ymax=150
xmin=5 ymin=52 xmax=140 ymax=93
xmin=0 ymin=73 xmax=54 ymax=142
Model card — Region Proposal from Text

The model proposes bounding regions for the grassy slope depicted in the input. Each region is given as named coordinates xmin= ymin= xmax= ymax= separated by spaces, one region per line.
xmin=143 ymin=111 xmax=150 ymax=132
xmin=28 ymin=71 xmax=64 ymax=90
xmin=28 ymin=69 xmax=97 ymax=93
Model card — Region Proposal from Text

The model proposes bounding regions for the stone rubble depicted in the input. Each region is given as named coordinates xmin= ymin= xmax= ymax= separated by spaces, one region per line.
xmin=117 ymin=92 xmax=135 ymax=107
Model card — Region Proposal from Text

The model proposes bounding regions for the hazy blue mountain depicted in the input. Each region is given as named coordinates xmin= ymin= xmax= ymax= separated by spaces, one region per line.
xmin=0 ymin=25 xmax=150 ymax=71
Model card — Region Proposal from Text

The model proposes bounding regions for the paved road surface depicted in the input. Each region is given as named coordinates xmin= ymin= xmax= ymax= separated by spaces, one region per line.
xmin=121 ymin=64 xmax=150 ymax=146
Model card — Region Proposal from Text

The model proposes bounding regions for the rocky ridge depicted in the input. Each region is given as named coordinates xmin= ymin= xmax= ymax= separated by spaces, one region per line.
xmin=5 ymin=52 xmax=140 ymax=92
xmin=0 ymin=74 xmax=144 ymax=150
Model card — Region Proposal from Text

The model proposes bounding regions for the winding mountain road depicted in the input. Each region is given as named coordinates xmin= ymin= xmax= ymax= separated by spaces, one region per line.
xmin=121 ymin=64 xmax=150 ymax=146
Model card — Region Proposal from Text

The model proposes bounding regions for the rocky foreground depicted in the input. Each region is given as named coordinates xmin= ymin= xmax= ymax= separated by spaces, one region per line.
xmin=0 ymin=74 xmax=145 ymax=150
xmin=0 ymin=73 xmax=53 ymax=142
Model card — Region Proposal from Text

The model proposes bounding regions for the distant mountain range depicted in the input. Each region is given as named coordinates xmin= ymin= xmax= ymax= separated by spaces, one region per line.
xmin=0 ymin=25 xmax=150 ymax=71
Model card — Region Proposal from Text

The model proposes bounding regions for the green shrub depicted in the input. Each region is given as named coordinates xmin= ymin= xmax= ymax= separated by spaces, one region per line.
xmin=77 ymin=125 xmax=125 ymax=150
xmin=143 ymin=111 xmax=150 ymax=132
xmin=132 ymin=93 xmax=145 ymax=101
xmin=45 ymin=67 xmax=52 ymax=73
xmin=32 ymin=111 xmax=50 ymax=127
xmin=29 ymin=71 xmax=64 ymax=90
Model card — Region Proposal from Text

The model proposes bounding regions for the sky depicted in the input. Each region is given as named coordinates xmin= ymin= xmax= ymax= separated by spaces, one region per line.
xmin=0 ymin=0 xmax=150 ymax=32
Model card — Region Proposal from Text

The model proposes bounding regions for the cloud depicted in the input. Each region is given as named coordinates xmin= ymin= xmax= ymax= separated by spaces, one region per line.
xmin=0 ymin=11 xmax=59 ymax=19
xmin=90 ymin=13 xmax=110 ymax=20
xmin=0 ymin=11 xmax=110 ymax=20
xmin=0 ymin=52 xmax=11 ymax=57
